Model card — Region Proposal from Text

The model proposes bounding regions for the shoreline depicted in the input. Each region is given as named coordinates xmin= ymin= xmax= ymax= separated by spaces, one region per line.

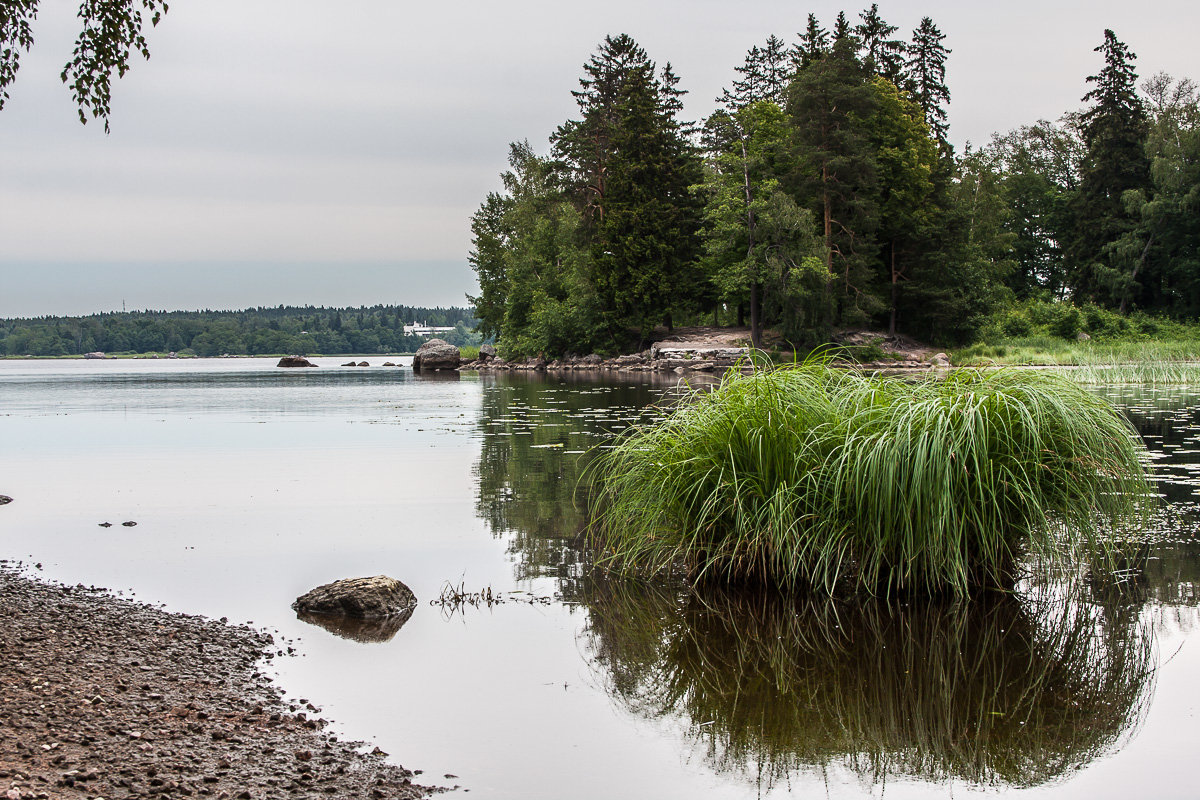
xmin=0 ymin=563 xmax=438 ymax=800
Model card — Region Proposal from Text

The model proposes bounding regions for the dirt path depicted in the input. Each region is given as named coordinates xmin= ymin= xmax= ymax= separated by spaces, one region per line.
xmin=0 ymin=563 xmax=438 ymax=800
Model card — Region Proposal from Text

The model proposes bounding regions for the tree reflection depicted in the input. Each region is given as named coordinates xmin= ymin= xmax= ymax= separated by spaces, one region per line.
xmin=473 ymin=372 xmax=683 ymax=582
xmin=578 ymin=579 xmax=1153 ymax=790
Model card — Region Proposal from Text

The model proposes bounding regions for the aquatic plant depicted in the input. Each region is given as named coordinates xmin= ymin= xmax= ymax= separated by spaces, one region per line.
xmin=590 ymin=361 xmax=1151 ymax=595
xmin=1069 ymin=361 xmax=1200 ymax=385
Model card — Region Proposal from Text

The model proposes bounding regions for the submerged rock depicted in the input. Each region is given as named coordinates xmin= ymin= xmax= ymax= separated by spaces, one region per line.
xmin=412 ymin=338 xmax=461 ymax=372
xmin=277 ymin=356 xmax=317 ymax=368
xmin=292 ymin=575 xmax=417 ymax=619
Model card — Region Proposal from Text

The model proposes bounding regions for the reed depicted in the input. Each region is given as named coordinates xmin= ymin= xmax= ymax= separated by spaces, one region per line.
xmin=590 ymin=360 xmax=1151 ymax=596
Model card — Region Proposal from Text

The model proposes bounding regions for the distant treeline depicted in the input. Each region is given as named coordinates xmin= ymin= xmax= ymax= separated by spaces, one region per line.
xmin=0 ymin=305 xmax=481 ymax=357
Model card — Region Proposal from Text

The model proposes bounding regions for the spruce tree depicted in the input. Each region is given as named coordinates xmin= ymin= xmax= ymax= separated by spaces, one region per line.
xmin=788 ymin=35 xmax=880 ymax=326
xmin=719 ymin=35 xmax=791 ymax=111
xmin=554 ymin=34 xmax=703 ymax=346
xmin=792 ymin=14 xmax=830 ymax=71
xmin=905 ymin=17 xmax=952 ymax=150
xmin=854 ymin=4 xmax=904 ymax=81
xmin=832 ymin=12 xmax=853 ymax=43
xmin=1066 ymin=29 xmax=1151 ymax=307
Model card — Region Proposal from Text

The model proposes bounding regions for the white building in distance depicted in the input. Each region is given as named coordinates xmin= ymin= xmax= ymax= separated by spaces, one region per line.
xmin=403 ymin=321 xmax=456 ymax=337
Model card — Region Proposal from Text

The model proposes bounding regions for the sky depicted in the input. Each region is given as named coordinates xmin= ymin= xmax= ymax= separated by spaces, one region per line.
xmin=0 ymin=0 xmax=1197 ymax=318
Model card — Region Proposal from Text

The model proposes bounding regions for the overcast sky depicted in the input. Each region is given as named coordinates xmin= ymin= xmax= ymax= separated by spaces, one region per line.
xmin=1 ymin=1 xmax=1196 ymax=318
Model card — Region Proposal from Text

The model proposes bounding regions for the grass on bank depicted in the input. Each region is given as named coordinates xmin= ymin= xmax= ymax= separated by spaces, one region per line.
xmin=590 ymin=361 xmax=1151 ymax=597
xmin=950 ymin=300 xmax=1200 ymax=368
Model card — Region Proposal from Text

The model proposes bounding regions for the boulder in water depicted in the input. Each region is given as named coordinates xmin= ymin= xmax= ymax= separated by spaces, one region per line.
xmin=277 ymin=356 xmax=317 ymax=368
xmin=412 ymin=339 xmax=461 ymax=372
xmin=292 ymin=575 xmax=417 ymax=619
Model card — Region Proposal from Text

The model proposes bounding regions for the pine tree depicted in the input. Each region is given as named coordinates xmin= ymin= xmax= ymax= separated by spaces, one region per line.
xmin=905 ymin=17 xmax=952 ymax=149
xmin=1066 ymin=29 xmax=1151 ymax=307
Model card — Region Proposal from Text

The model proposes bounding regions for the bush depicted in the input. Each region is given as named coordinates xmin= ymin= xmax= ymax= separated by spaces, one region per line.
xmin=590 ymin=361 xmax=1150 ymax=596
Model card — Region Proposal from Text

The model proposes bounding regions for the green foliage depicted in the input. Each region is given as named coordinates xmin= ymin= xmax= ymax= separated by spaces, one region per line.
xmin=974 ymin=298 xmax=1200 ymax=348
xmin=0 ymin=305 xmax=479 ymax=357
xmin=787 ymin=35 xmax=882 ymax=327
xmin=0 ymin=0 xmax=168 ymax=131
xmin=591 ymin=361 xmax=1150 ymax=597
xmin=1067 ymin=30 xmax=1152 ymax=308
xmin=471 ymin=21 xmax=1197 ymax=357
xmin=698 ymin=101 xmax=829 ymax=346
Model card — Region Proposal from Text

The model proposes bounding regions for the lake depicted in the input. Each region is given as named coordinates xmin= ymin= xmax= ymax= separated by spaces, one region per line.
xmin=1 ymin=358 xmax=1198 ymax=799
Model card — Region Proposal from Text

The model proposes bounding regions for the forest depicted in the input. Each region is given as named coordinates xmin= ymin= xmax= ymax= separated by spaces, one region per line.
xmin=469 ymin=8 xmax=1200 ymax=355
xmin=0 ymin=305 xmax=480 ymax=357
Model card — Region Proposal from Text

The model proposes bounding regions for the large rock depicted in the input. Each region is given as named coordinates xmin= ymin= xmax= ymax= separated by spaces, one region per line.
xmin=291 ymin=575 xmax=416 ymax=619
xmin=277 ymin=356 xmax=317 ymax=368
xmin=412 ymin=338 xmax=461 ymax=372
xmin=479 ymin=344 xmax=497 ymax=363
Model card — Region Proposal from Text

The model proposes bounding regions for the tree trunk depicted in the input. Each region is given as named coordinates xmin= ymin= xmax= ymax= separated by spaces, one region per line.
xmin=822 ymin=162 xmax=835 ymax=326
xmin=1118 ymin=233 xmax=1154 ymax=314
xmin=741 ymin=132 xmax=761 ymax=351
xmin=750 ymin=281 xmax=762 ymax=350
xmin=888 ymin=241 xmax=898 ymax=337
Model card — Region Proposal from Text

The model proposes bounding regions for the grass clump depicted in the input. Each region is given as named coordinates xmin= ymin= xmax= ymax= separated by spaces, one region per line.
xmin=590 ymin=361 xmax=1151 ymax=596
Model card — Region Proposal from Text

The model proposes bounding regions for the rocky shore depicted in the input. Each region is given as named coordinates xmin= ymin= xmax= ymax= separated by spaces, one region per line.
xmin=456 ymin=327 xmax=940 ymax=375
xmin=0 ymin=563 xmax=436 ymax=800
xmin=460 ymin=344 xmax=752 ymax=375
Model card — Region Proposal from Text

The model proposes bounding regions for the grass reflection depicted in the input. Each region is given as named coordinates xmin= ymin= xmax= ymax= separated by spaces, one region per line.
xmin=579 ymin=579 xmax=1153 ymax=789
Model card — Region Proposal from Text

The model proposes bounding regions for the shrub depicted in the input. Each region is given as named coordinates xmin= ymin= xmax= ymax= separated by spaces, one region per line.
xmin=590 ymin=361 xmax=1150 ymax=596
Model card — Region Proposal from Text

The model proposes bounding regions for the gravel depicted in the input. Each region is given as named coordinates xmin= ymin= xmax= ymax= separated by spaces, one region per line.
xmin=0 ymin=562 xmax=440 ymax=800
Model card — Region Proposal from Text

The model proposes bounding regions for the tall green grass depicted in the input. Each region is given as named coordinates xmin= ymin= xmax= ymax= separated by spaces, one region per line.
xmin=952 ymin=338 xmax=1200 ymax=367
xmin=590 ymin=361 xmax=1151 ymax=596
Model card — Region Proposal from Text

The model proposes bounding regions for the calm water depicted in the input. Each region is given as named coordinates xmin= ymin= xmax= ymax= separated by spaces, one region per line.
xmin=2 ymin=358 xmax=1198 ymax=799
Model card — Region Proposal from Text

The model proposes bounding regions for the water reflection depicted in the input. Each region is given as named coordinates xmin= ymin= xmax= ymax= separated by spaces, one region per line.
xmin=295 ymin=608 xmax=414 ymax=643
xmin=473 ymin=372 xmax=686 ymax=582
xmin=470 ymin=375 xmax=1200 ymax=793
xmin=578 ymin=580 xmax=1153 ymax=790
